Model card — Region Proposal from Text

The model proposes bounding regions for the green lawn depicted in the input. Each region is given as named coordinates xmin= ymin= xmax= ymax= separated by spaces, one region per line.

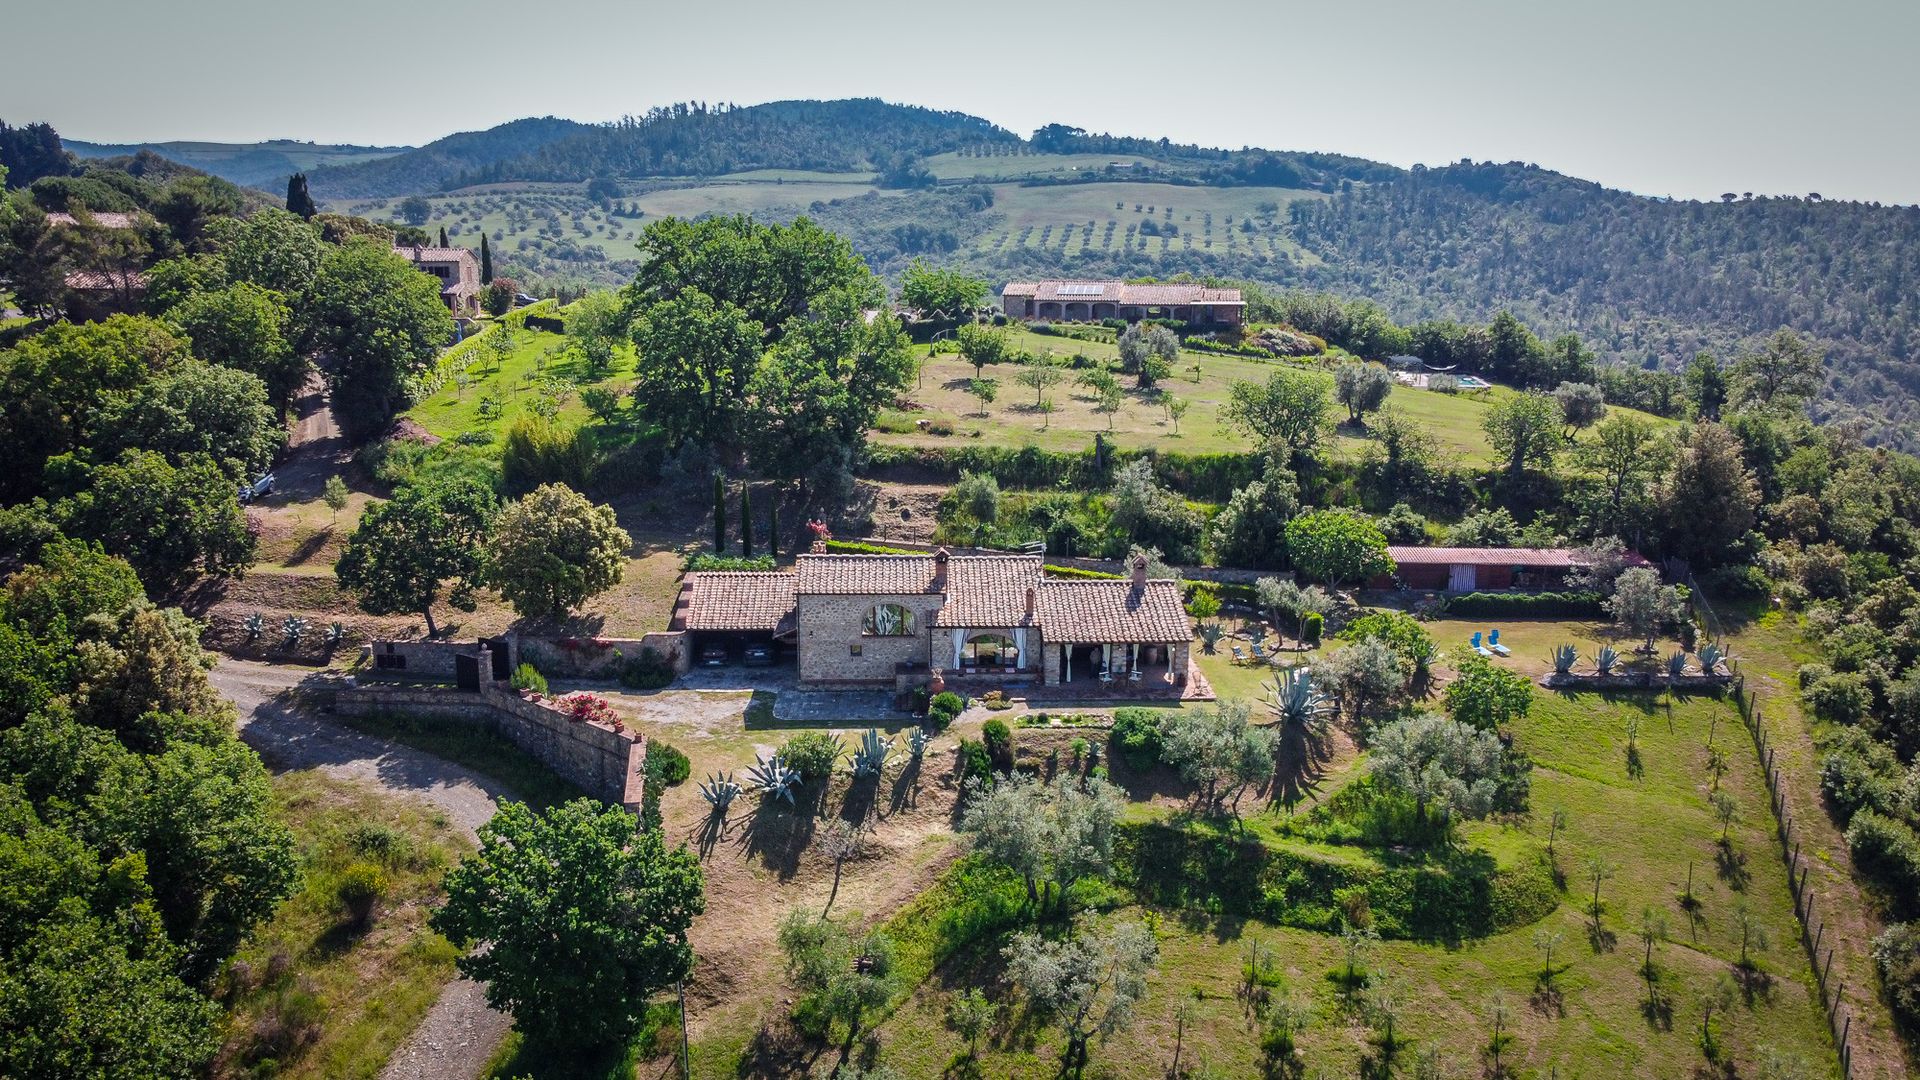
xmin=842 ymin=688 xmax=1837 ymax=1079
xmin=880 ymin=331 xmax=1680 ymax=464
xmin=404 ymin=327 xmax=635 ymax=443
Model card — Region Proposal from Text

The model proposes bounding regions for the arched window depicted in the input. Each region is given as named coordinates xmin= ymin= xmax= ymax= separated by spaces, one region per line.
xmin=862 ymin=603 xmax=915 ymax=637
xmin=965 ymin=633 xmax=1017 ymax=666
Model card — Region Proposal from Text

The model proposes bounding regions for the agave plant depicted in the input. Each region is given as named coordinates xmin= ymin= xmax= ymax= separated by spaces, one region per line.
xmin=1266 ymin=667 xmax=1331 ymax=732
xmin=1411 ymin=641 xmax=1442 ymax=677
xmin=851 ymin=729 xmax=892 ymax=778
xmin=282 ymin=615 xmax=309 ymax=645
xmin=325 ymin=621 xmax=347 ymax=647
xmin=1551 ymin=644 xmax=1578 ymax=675
xmin=1197 ymin=621 xmax=1226 ymax=655
xmin=747 ymin=752 xmax=800 ymax=805
xmin=1593 ymin=645 xmax=1619 ymax=676
xmin=698 ymin=771 xmax=742 ymax=812
xmin=907 ymin=727 xmax=931 ymax=759
xmin=244 ymin=612 xmax=266 ymax=641
xmin=1698 ymin=643 xmax=1728 ymax=675
xmin=1667 ymin=651 xmax=1689 ymax=679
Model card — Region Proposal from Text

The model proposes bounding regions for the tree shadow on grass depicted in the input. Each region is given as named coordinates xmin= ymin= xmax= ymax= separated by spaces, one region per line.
xmin=1268 ymin=720 xmax=1334 ymax=814
xmin=1640 ymin=989 xmax=1675 ymax=1031
xmin=1714 ymin=842 xmax=1751 ymax=891
xmin=888 ymin=754 xmax=923 ymax=815
xmin=1735 ymin=964 xmax=1776 ymax=1007
xmin=734 ymin=786 xmax=821 ymax=881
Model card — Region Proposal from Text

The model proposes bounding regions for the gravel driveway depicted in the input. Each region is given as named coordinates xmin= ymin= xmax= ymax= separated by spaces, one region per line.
xmin=210 ymin=658 xmax=513 ymax=1080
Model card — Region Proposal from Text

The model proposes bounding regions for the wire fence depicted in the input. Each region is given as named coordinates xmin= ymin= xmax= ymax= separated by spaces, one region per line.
xmin=1695 ymin=576 xmax=1858 ymax=1078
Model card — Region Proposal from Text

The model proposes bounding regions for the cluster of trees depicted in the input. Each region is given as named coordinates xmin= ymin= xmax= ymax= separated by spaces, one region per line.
xmin=0 ymin=540 xmax=297 ymax=1075
xmin=335 ymin=479 xmax=630 ymax=634
xmin=624 ymin=214 xmax=916 ymax=502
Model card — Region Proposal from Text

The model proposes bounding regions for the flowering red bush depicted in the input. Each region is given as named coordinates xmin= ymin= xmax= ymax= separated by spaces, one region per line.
xmin=553 ymin=691 xmax=618 ymax=727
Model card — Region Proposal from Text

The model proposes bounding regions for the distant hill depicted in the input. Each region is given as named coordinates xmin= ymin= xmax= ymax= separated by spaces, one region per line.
xmin=303 ymin=116 xmax=595 ymax=199
xmin=66 ymin=138 xmax=408 ymax=190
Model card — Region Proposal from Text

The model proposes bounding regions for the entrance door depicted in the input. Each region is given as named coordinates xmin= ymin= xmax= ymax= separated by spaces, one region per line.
xmin=454 ymin=653 xmax=481 ymax=691
xmin=1448 ymin=563 xmax=1478 ymax=592
xmin=484 ymin=637 xmax=511 ymax=680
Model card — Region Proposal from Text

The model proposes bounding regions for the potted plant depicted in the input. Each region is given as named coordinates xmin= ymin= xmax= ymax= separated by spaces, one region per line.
xmin=929 ymin=668 xmax=946 ymax=695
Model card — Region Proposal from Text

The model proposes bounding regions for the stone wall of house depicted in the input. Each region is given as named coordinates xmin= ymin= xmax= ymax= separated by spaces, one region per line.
xmin=325 ymin=684 xmax=647 ymax=810
xmin=361 ymin=639 xmax=483 ymax=681
xmin=796 ymin=593 xmax=941 ymax=684
xmin=516 ymin=632 xmax=692 ymax=681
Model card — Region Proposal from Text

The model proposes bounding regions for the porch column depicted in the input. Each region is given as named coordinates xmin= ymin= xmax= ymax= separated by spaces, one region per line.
xmin=1062 ymin=643 xmax=1070 ymax=682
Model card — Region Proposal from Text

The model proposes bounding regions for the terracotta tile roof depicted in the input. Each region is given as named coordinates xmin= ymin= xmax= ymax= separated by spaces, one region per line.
xmin=934 ymin=556 xmax=1043 ymax=627
xmin=796 ymin=554 xmax=940 ymax=595
xmin=1034 ymin=579 xmax=1191 ymax=643
xmin=1001 ymin=280 xmax=1244 ymax=306
xmin=681 ymin=571 xmax=796 ymax=632
xmin=1385 ymin=546 xmax=1651 ymax=568
xmin=64 ymin=268 xmax=147 ymax=291
xmin=45 ymin=211 xmax=140 ymax=229
xmin=394 ymin=245 xmax=477 ymax=264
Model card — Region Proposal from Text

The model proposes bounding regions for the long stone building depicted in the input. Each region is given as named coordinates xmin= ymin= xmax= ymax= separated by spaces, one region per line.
xmin=1000 ymin=280 xmax=1244 ymax=325
xmin=679 ymin=549 xmax=1193 ymax=691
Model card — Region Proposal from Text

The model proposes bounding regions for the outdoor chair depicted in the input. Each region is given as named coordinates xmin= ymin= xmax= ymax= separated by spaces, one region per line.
xmin=1250 ymin=641 xmax=1270 ymax=664
xmin=1230 ymin=645 xmax=1249 ymax=666
xmin=1469 ymin=631 xmax=1493 ymax=658
xmin=1487 ymin=628 xmax=1511 ymax=657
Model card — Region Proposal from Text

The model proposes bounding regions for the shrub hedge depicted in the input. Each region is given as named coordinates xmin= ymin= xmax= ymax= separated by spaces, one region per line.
xmin=1444 ymin=590 xmax=1606 ymax=618
xmin=1114 ymin=822 xmax=1556 ymax=940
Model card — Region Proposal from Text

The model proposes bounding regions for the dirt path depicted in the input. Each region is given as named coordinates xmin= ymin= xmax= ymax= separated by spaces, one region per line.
xmin=273 ymin=368 xmax=351 ymax=502
xmin=210 ymin=659 xmax=513 ymax=1080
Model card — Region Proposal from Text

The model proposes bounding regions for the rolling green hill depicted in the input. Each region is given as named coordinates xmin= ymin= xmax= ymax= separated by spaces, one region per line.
xmin=66 ymin=138 xmax=408 ymax=189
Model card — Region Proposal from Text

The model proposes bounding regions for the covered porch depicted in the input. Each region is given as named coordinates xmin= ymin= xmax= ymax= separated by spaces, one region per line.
xmin=1043 ymin=639 xmax=1189 ymax=693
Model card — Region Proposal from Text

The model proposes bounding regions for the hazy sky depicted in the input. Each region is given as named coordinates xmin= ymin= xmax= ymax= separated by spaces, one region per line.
xmin=8 ymin=0 xmax=1917 ymax=204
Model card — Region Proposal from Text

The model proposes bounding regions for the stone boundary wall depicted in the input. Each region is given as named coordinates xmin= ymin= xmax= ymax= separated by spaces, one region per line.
xmin=323 ymin=683 xmax=647 ymax=811
xmin=515 ymin=632 xmax=692 ymax=680
xmin=1537 ymin=672 xmax=1733 ymax=692
xmin=362 ymin=639 xmax=480 ymax=680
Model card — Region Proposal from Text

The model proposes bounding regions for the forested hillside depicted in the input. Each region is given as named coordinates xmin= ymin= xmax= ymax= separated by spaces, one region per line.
xmin=67 ymin=138 xmax=409 ymax=189
xmin=303 ymin=116 xmax=591 ymax=198
xmin=1286 ymin=163 xmax=1920 ymax=444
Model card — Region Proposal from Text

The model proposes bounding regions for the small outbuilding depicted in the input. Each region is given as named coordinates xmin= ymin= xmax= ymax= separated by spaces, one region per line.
xmin=1371 ymin=546 xmax=1650 ymax=593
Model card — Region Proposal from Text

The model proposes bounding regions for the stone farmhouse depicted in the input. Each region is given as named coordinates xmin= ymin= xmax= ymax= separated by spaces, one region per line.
xmin=678 ymin=549 xmax=1194 ymax=692
xmin=393 ymin=245 xmax=481 ymax=316
xmin=1001 ymin=280 xmax=1244 ymax=326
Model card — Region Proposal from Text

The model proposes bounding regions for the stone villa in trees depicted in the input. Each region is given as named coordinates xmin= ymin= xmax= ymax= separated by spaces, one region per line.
xmin=1000 ymin=280 xmax=1245 ymax=326
xmin=393 ymin=245 xmax=481 ymax=316
xmin=677 ymin=549 xmax=1195 ymax=693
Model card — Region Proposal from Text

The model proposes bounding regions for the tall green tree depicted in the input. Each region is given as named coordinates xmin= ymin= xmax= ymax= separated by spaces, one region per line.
xmin=488 ymin=484 xmax=631 ymax=620
xmin=712 ymin=473 xmax=727 ymax=553
xmin=1223 ymin=369 xmax=1331 ymax=465
xmin=1004 ymin=921 xmax=1159 ymax=1077
xmin=479 ymin=232 xmax=492 ymax=284
xmin=1333 ymin=360 xmax=1393 ymax=424
xmin=630 ymin=288 xmax=762 ymax=451
xmin=93 ymin=359 xmax=280 ymax=481
xmin=897 ymin=259 xmax=986 ymax=317
xmin=1685 ymin=352 xmax=1728 ymax=420
xmin=1730 ymin=328 xmax=1823 ymax=412
xmin=1576 ymin=412 xmax=1672 ymax=522
xmin=740 ymin=486 xmax=754 ymax=558
xmin=304 ymin=239 xmax=453 ymax=438
xmin=1661 ymin=422 xmax=1760 ymax=566
xmin=431 ymin=799 xmax=705 ymax=1051
xmin=167 ymin=282 xmax=304 ymax=412
xmin=1482 ymin=391 xmax=1563 ymax=482
xmin=283 ymin=172 xmax=316 ymax=218
xmin=334 ymin=478 xmax=495 ymax=637
xmin=50 ymin=450 xmax=256 ymax=588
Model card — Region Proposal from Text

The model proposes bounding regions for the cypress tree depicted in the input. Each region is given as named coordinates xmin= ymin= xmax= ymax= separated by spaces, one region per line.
xmin=285 ymin=173 xmax=317 ymax=219
xmin=480 ymin=234 xmax=493 ymax=284
xmin=769 ymin=499 xmax=780 ymax=561
xmin=712 ymin=474 xmax=726 ymax=554
xmin=740 ymin=486 xmax=754 ymax=558
xmin=437 ymin=226 xmax=449 ymax=247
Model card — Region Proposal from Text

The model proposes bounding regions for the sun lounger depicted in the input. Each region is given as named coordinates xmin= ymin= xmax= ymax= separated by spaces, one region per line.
xmin=1469 ymin=631 xmax=1493 ymax=658
xmin=1250 ymin=641 xmax=1270 ymax=664
xmin=1487 ymin=628 xmax=1511 ymax=657
xmin=1230 ymin=645 xmax=1249 ymax=666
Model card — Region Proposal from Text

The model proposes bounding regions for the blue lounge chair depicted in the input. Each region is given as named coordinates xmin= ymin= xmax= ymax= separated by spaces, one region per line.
xmin=1488 ymin=629 xmax=1511 ymax=657
xmin=1469 ymin=631 xmax=1493 ymax=658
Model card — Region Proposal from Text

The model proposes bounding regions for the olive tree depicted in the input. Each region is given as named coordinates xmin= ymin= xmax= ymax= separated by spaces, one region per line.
xmin=1606 ymin=566 xmax=1684 ymax=652
xmin=1333 ymin=360 xmax=1393 ymax=425
xmin=1004 ymin=921 xmax=1159 ymax=1077
xmin=1367 ymin=713 xmax=1506 ymax=828
xmin=1159 ymin=701 xmax=1275 ymax=816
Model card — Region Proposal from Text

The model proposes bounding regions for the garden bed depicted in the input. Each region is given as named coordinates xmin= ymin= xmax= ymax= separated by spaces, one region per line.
xmin=1538 ymin=672 xmax=1732 ymax=692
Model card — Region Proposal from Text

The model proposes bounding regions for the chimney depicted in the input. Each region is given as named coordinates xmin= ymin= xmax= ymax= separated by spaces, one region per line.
xmin=932 ymin=546 xmax=951 ymax=590
xmin=1025 ymin=586 xmax=1036 ymax=617
xmin=1130 ymin=553 xmax=1148 ymax=590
